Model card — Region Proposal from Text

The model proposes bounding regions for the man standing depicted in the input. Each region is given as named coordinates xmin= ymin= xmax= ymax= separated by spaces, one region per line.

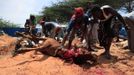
xmin=29 ymin=15 xmax=37 ymax=36
xmin=24 ymin=19 xmax=30 ymax=34
xmin=85 ymin=1 xmax=100 ymax=51
xmin=90 ymin=5 xmax=130 ymax=59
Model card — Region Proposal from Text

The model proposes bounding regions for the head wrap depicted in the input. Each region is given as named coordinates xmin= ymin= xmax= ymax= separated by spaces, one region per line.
xmin=74 ymin=7 xmax=84 ymax=17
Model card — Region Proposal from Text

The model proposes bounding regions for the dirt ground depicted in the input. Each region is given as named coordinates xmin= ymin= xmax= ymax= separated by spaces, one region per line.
xmin=0 ymin=34 xmax=134 ymax=75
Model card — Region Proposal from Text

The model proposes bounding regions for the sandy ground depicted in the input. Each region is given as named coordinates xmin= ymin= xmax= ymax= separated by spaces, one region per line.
xmin=0 ymin=34 xmax=134 ymax=75
xmin=0 ymin=34 xmax=16 ymax=55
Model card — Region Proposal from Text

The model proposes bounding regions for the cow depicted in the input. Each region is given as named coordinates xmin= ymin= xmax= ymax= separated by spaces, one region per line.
xmin=13 ymin=32 xmax=97 ymax=64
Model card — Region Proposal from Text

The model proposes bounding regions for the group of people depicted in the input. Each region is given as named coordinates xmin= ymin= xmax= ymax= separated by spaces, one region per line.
xmin=24 ymin=15 xmax=63 ymax=40
xmin=61 ymin=1 xmax=129 ymax=59
xmin=17 ymin=1 xmax=130 ymax=60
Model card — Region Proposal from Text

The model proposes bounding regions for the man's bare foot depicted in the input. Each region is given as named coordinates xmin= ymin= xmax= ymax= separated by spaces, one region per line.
xmin=101 ymin=52 xmax=111 ymax=59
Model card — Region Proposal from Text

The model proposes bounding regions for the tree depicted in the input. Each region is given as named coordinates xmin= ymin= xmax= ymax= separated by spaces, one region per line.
xmin=39 ymin=0 xmax=134 ymax=23
xmin=0 ymin=18 xmax=19 ymax=28
xmin=95 ymin=0 xmax=134 ymax=12
xmin=40 ymin=0 xmax=90 ymax=22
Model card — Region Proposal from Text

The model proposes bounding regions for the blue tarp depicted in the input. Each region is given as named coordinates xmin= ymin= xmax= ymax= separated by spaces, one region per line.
xmin=119 ymin=27 xmax=127 ymax=37
xmin=0 ymin=28 xmax=38 ymax=37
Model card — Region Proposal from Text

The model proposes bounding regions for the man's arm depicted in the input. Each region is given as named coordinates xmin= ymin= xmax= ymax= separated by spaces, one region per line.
xmin=110 ymin=9 xmax=129 ymax=30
